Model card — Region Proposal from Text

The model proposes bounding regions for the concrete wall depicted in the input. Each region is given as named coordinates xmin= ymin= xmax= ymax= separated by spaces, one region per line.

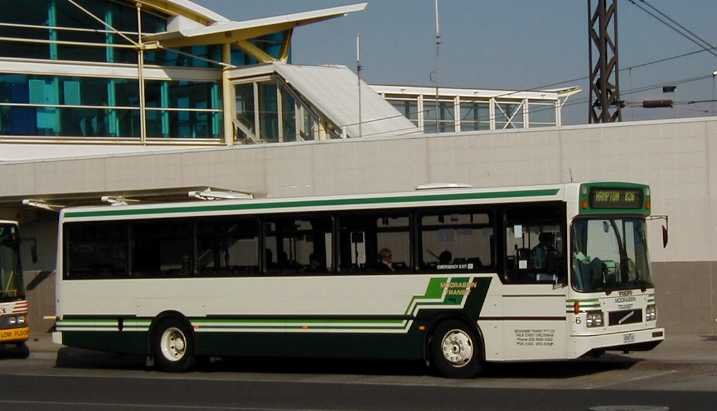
xmin=2 ymin=116 xmax=716 ymax=334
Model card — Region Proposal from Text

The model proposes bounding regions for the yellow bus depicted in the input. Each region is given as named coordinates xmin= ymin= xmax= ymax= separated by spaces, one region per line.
xmin=0 ymin=220 xmax=29 ymax=357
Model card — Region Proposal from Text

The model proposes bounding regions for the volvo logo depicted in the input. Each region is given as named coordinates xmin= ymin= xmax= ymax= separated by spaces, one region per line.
xmin=618 ymin=311 xmax=635 ymax=325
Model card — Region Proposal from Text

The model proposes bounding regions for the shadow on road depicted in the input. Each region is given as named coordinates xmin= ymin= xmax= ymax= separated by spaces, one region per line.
xmin=55 ymin=347 xmax=641 ymax=379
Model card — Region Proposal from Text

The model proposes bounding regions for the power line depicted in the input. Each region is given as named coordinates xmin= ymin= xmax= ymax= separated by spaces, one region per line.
xmin=627 ymin=0 xmax=717 ymax=59
xmin=638 ymin=0 xmax=717 ymax=54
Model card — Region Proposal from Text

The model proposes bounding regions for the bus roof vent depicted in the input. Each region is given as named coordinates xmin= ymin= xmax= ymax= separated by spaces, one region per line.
xmin=188 ymin=188 xmax=254 ymax=201
xmin=415 ymin=183 xmax=473 ymax=191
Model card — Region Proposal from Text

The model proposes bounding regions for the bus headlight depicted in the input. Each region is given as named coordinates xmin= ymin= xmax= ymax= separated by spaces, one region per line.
xmin=8 ymin=316 xmax=17 ymax=326
xmin=646 ymin=304 xmax=657 ymax=322
xmin=586 ymin=310 xmax=604 ymax=328
xmin=18 ymin=315 xmax=26 ymax=325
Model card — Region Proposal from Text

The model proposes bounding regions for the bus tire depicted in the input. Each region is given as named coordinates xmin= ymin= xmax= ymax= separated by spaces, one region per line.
xmin=151 ymin=317 xmax=195 ymax=372
xmin=430 ymin=320 xmax=483 ymax=378
xmin=16 ymin=342 xmax=30 ymax=359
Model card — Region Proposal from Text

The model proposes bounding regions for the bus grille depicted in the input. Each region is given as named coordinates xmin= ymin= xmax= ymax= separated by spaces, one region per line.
xmin=608 ymin=309 xmax=643 ymax=326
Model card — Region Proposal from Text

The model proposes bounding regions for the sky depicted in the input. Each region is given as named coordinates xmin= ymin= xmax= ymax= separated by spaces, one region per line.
xmin=195 ymin=0 xmax=717 ymax=124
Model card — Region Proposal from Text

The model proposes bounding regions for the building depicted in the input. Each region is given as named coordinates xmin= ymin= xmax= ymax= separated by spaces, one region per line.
xmin=373 ymin=84 xmax=580 ymax=133
xmin=0 ymin=0 xmax=415 ymax=151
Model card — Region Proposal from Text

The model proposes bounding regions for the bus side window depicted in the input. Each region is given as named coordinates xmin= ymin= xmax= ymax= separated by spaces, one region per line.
xmin=197 ymin=217 xmax=259 ymax=277
xmin=337 ymin=212 xmax=411 ymax=274
xmin=419 ymin=211 xmax=493 ymax=273
xmin=262 ymin=216 xmax=332 ymax=276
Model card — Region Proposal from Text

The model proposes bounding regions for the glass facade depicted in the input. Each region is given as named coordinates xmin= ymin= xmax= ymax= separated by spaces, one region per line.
xmin=460 ymin=101 xmax=490 ymax=132
xmin=0 ymin=1 xmax=297 ymax=142
xmin=424 ymin=100 xmax=455 ymax=133
xmin=0 ymin=0 xmax=166 ymax=65
xmin=0 ymin=73 xmax=220 ymax=138
xmin=233 ymin=77 xmax=328 ymax=143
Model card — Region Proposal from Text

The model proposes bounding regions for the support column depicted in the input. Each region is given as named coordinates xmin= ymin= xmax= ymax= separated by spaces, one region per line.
xmin=222 ymin=43 xmax=234 ymax=145
xmin=136 ymin=2 xmax=147 ymax=143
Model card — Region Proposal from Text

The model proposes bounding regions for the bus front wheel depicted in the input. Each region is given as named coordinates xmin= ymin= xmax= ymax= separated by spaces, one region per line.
xmin=430 ymin=320 xmax=483 ymax=378
xmin=151 ymin=317 xmax=195 ymax=372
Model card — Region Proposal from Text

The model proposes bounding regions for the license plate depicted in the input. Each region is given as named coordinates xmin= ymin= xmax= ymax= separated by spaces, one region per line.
xmin=623 ymin=333 xmax=636 ymax=344
xmin=0 ymin=328 xmax=29 ymax=342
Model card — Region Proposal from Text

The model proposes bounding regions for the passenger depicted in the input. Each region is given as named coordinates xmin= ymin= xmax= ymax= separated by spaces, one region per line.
xmin=378 ymin=248 xmax=395 ymax=272
xmin=438 ymin=250 xmax=453 ymax=265
xmin=531 ymin=232 xmax=558 ymax=271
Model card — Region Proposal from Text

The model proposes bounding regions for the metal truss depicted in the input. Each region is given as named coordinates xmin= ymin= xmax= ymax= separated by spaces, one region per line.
xmin=588 ymin=0 xmax=622 ymax=123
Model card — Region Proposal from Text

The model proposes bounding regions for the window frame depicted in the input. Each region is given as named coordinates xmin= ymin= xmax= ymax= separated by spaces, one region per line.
xmin=499 ymin=201 xmax=568 ymax=285
xmin=416 ymin=205 xmax=497 ymax=274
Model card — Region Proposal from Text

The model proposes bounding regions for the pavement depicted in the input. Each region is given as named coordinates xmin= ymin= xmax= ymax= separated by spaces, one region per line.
xmin=2 ymin=332 xmax=716 ymax=410
xmin=21 ymin=331 xmax=717 ymax=364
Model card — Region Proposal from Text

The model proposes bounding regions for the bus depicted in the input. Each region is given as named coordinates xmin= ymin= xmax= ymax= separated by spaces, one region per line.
xmin=0 ymin=220 xmax=30 ymax=357
xmin=52 ymin=182 xmax=664 ymax=377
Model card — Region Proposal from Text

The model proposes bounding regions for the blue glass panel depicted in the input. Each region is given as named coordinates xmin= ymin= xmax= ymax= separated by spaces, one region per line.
xmin=0 ymin=74 xmax=139 ymax=108
xmin=144 ymin=45 xmax=221 ymax=68
xmin=145 ymin=80 xmax=221 ymax=110
xmin=0 ymin=107 xmax=140 ymax=137
xmin=0 ymin=0 xmax=50 ymax=24
xmin=146 ymin=110 xmax=222 ymax=139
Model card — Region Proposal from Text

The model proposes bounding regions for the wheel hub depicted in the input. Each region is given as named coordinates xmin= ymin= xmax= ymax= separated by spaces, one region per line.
xmin=160 ymin=327 xmax=187 ymax=362
xmin=441 ymin=329 xmax=473 ymax=367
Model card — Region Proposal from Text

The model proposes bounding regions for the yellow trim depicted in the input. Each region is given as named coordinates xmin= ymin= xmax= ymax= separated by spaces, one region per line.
xmin=156 ymin=22 xmax=297 ymax=49
xmin=236 ymin=40 xmax=275 ymax=64
xmin=0 ymin=326 xmax=29 ymax=343
xmin=136 ymin=1 xmax=220 ymax=26
xmin=279 ymin=29 xmax=293 ymax=63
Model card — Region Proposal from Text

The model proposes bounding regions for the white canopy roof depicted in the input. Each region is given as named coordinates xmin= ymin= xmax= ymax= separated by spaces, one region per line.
xmin=272 ymin=64 xmax=418 ymax=138
xmin=147 ymin=3 xmax=367 ymax=45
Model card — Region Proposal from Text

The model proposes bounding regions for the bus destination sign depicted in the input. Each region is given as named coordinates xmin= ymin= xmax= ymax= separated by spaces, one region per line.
xmin=590 ymin=188 xmax=643 ymax=209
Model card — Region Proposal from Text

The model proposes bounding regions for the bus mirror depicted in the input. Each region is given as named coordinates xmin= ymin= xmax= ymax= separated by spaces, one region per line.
xmin=661 ymin=225 xmax=668 ymax=248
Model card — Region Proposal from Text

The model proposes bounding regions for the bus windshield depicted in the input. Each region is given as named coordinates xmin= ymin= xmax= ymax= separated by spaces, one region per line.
xmin=0 ymin=224 xmax=24 ymax=301
xmin=571 ymin=217 xmax=652 ymax=293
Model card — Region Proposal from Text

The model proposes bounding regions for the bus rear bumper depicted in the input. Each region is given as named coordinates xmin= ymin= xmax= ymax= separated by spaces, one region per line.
xmin=572 ymin=327 xmax=665 ymax=357
xmin=0 ymin=326 xmax=30 ymax=344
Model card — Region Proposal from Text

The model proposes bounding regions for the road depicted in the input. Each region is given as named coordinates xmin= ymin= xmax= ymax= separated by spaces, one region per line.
xmin=1 ymin=346 xmax=716 ymax=410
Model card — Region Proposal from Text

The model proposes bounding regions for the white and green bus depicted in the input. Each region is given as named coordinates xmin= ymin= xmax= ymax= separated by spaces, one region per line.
xmin=53 ymin=182 xmax=664 ymax=377
xmin=1 ymin=220 xmax=30 ymax=356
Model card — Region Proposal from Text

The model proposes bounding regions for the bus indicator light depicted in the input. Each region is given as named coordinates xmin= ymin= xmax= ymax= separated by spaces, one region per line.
xmin=573 ymin=301 xmax=580 ymax=315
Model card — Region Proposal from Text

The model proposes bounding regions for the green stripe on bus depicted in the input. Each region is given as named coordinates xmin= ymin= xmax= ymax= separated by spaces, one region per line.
xmin=64 ymin=189 xmax=560 ymax=219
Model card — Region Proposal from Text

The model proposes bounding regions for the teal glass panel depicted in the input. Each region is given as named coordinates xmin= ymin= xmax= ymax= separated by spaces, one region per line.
xmin=0 ymin=106 xmax=140 ymax=137
xmin=145 ymin=80 xmax=221 ymax=110
xmin=146 ymin=110 xmax=222 ymax=139
xmin=0 ymin=0 xmax=50 ymax=24
xmin=281 ymin=89 xmax=296 ymax=142
xmin=0 ymin=0 xmax=165 ymax=63
xmin=144 ymin=45 xmax=221 ymax=68
xmin=1 ymin=74 xmax=139 ymax=107
xmin=258 ymin=82 xmax=278 ymax=142
xmin=230 ymin=32 xmax=288 ymax=66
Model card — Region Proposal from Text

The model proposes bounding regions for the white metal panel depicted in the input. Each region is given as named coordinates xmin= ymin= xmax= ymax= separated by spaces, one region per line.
xmin=273 ymin=64 xmax=419 ymax=138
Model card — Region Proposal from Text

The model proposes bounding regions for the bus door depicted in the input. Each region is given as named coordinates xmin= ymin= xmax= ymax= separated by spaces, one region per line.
xmin=500 ymin=205 xmax=568 ymax=360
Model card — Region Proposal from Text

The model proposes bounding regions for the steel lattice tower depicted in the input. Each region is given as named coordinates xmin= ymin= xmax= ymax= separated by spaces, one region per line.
xmin=588 ymin=0 xmax=622 ymax=123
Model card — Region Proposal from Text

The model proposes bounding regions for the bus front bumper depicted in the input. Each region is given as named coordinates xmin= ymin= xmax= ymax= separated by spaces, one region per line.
xmin=0 ymin=326 xmax=29 ymax=344
xmin=573 ymin=327 xmax=665 ymax=357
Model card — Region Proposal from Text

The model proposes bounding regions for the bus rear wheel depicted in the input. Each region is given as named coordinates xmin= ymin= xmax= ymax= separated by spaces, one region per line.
xmin=151 ymin=317 xmax=195 ymax=372
xmin=430 ymin=320 xmax=483 ymax=378
xmin=16 ymin=342 xmax=30 ymax=359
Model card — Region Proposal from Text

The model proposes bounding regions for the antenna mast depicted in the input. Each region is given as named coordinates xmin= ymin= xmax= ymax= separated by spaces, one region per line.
xmin=357 ymin=33 xmax=363 ymax=138
xmin=433 ymin=0 xmax=441 ymax=132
